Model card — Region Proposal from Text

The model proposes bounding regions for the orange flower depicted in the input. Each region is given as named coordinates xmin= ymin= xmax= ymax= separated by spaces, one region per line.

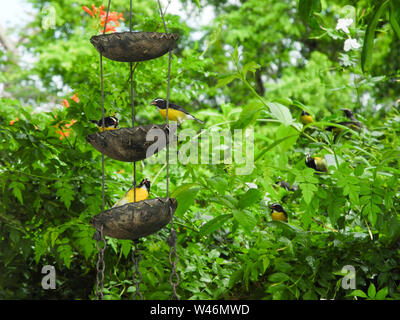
xmin=71 ymin=93 xmax=79 ymax=103
xmin=62 ymin=99 xmax=70 ymax=108
xmin=82 ymin=6 xmax=94 ymax=18
xmin=83 ymin=4 xmax=123 ymax=33
xmin=64 ymin=119 xmax=77 ymax=128
xmin=99 ymin=5 xmax=105 ymax=16
xmin=56 ymin=128 xmax=71 ymax=140
xmin=10 ymin=117 xmax=19 ymax=125
xmin=104 ymin=25 xmax=116 ymax=33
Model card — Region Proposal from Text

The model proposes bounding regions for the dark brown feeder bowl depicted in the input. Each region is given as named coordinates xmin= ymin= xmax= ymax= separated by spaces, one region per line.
xmin=90 ymin=32 xmax=179 ymax=62
xmin=91 ymin=197 xmax=177 ymax=240
xmin=86 ymin=124 xmax=172 ymax=162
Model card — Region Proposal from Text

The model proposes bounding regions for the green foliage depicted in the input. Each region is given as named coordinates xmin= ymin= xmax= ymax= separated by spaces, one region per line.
xmin=1 ymin=0 xmax=399 ymax=300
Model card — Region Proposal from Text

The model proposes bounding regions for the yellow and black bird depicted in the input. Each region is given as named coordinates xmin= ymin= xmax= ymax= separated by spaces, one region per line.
xmin=151 ymin=98 xmax=204 ymax=125
xmin=113 ymin=178 xmax=150 ymax=207
xmin=90 ymin=114 xmax=119 ymax=132
xmin=276 ymin=176 xmax=298 ymax=192
xmin=300 ymin=110 xmax=314 ymax=126
xmin=270 ymin=203 xmax=288 ymax=222
xmin=325 ymin=108 xmax=364 ymax=133
xmin=305 ymin=154 xmax=328 ymax=172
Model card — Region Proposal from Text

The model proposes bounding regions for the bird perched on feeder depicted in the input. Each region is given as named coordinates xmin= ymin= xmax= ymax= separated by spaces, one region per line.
xmin=300 ymin=110 xmax=314 ymax=126
xmin=269 ymin=203 xmax=288 ymax=222
xmin=305 ymin=154 xmax=328 ymax=173
xmin=90 ymin=113 xmax=119 ymax=132
xmin=325 ymin=108 xmax=364 ymax=133
xmin=113 ymin=178 xmax=151 ymax=207
xmin=151 ymin=98 xmax=204 ymax=125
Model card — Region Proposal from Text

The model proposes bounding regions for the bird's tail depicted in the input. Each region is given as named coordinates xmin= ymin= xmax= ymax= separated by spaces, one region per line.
xmin=90 ymin=120 xmax=98 ymax=124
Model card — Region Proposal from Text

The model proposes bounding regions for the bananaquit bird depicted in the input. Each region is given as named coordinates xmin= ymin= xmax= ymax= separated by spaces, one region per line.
xmin=300 ymin=110 xmax=314 ymax=125
xmin=270 ymin=203 xmax=288 ymax=222
xmin=90 ymin=114 xmax=119 ymax=132
xmin=113 ymin=178 xmax=150 ymax=207
xmin=325 ymin=108 xmax=364 ymax=133
xmin=305 ymin=155 xmax=328 ymax=172
xmin=152 ymin=98 xmax=204 ymax=124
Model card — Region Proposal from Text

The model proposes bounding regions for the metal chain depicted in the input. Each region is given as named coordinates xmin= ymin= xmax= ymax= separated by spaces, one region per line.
xmin=157 ymin=0 xmax=179 ymax=299
xmin=167 ymin=207 xmax=179 ymax=300
xmin=96 ymin=225 xmax=106 ymax=300
xmin=95 ymin=0 xmax=111 ymax=301
xmin=132 ymin=240 xmax=143 ymax=299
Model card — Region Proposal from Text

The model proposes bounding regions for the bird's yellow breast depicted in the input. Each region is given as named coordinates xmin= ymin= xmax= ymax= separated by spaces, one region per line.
xmin=271 ymin=211 xmax=288 ymax=222
xmin=126 ymin=187 xmax=149 ymax=203
xmin=114 ymin=187 xmax=149 ymax=207
xmin=300 ymin=115 xmax=314 ymax=125
xmin=159 ymin=108 xmax=186 ymax=122
xmin=99 ymin=127 xmax=117 ymax=132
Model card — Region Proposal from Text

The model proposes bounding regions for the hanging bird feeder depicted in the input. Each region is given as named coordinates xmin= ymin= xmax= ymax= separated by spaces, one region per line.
xmin=91 ymin=198 xmax=177 ymax=240
xmin=86 ymin=124 xmax=173 ymax=162
xmin=90 ymin=31 xmax=179 ymax=62
xmin=89 ymin=0 xmax=180 ymax=300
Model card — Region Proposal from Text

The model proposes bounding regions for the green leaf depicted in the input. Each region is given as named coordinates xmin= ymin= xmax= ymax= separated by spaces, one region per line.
xmin=242 ymin=61 xmax=261 ymax=77
xmin=56 ymin=182 xmax=74 ymax=211
xmin=291 ymin=100 xmax=313 ymax=115
xmin=268 ymin=272 xmax=290 ymax=283
xmin=232 ymin=209 xmax=256 ymax=233
xmin=193 ymin=0 xmax=201 ymax=9
xmin=231 ymin=102 xmax=262 ymax=130
xmin=300 ymin=183 xmax=317 ymax=204
xmin=206 ymin=176 xmax=228 ymax=195
xmin=120 ymin=240 xmax=132 ymax=258
xmin=10 ymin=181 xmax=24 ymax=205
xmin=57 ymin=244 xmax=73 ymax=269
xmin=298 ymin=0 xmax=322 ymax=28
xmin=175 ymin=187 xmax=200 ymax=216
xmin=389 ymin=2 xmax=400 ymax=39
xmin=268 ymin=102 xmax=293 ymax=125
xmin=171 ymin=183 xmax=199 ymax=198
xmin=216 ymin=74 xmax=239 ymax=88
xmin=255 ymin=134 xmax=299 ymax=161
xmin=238 ymin=188 xmax=261 ymax=209
xmin=349 ymin=289 xmax=368 ymax=298
xmin=361 ymin=0 xmax=390 ymax=73
xmin=368 ymin=283 xmax=376 ymax=298
xmin=232 ymin=45 xmax=239 ymax=64
xmin=262 ymin=257 xmax=270 ymax=273
xmin=199 ymin=214 xmax=232 ymax=237
xmin=275 ymin=125 xmax=299 ymax=152
xmin=375 ymin=287 xmax=389 ymax=300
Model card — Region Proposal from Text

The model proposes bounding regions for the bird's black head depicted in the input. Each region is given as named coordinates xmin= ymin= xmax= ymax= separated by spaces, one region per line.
xmin=152 ymin=98 xmax=166 ymax=109
xmin=341 ymin=108 xmax=355 ymax=120
xmin=270 ymin=203 xmax=285 ymax=212
xmin=139 ymin=178 xmax=151 ymax=192
xmin=301 ymin=110 xmax=310 ymax=116
xmin=305 ymin=154 xmax=316 ymax=169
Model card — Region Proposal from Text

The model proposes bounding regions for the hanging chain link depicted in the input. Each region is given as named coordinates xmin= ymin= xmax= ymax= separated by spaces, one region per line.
xmin=96 ymin=225 xmax=106 ymax=300
xmin=167 ymin=207 xmax=180 ymax=300
xmin=157 ymin=0 xmax=179 ymax=299
xmin=132 ymin=239 xmax=143 ymax=300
